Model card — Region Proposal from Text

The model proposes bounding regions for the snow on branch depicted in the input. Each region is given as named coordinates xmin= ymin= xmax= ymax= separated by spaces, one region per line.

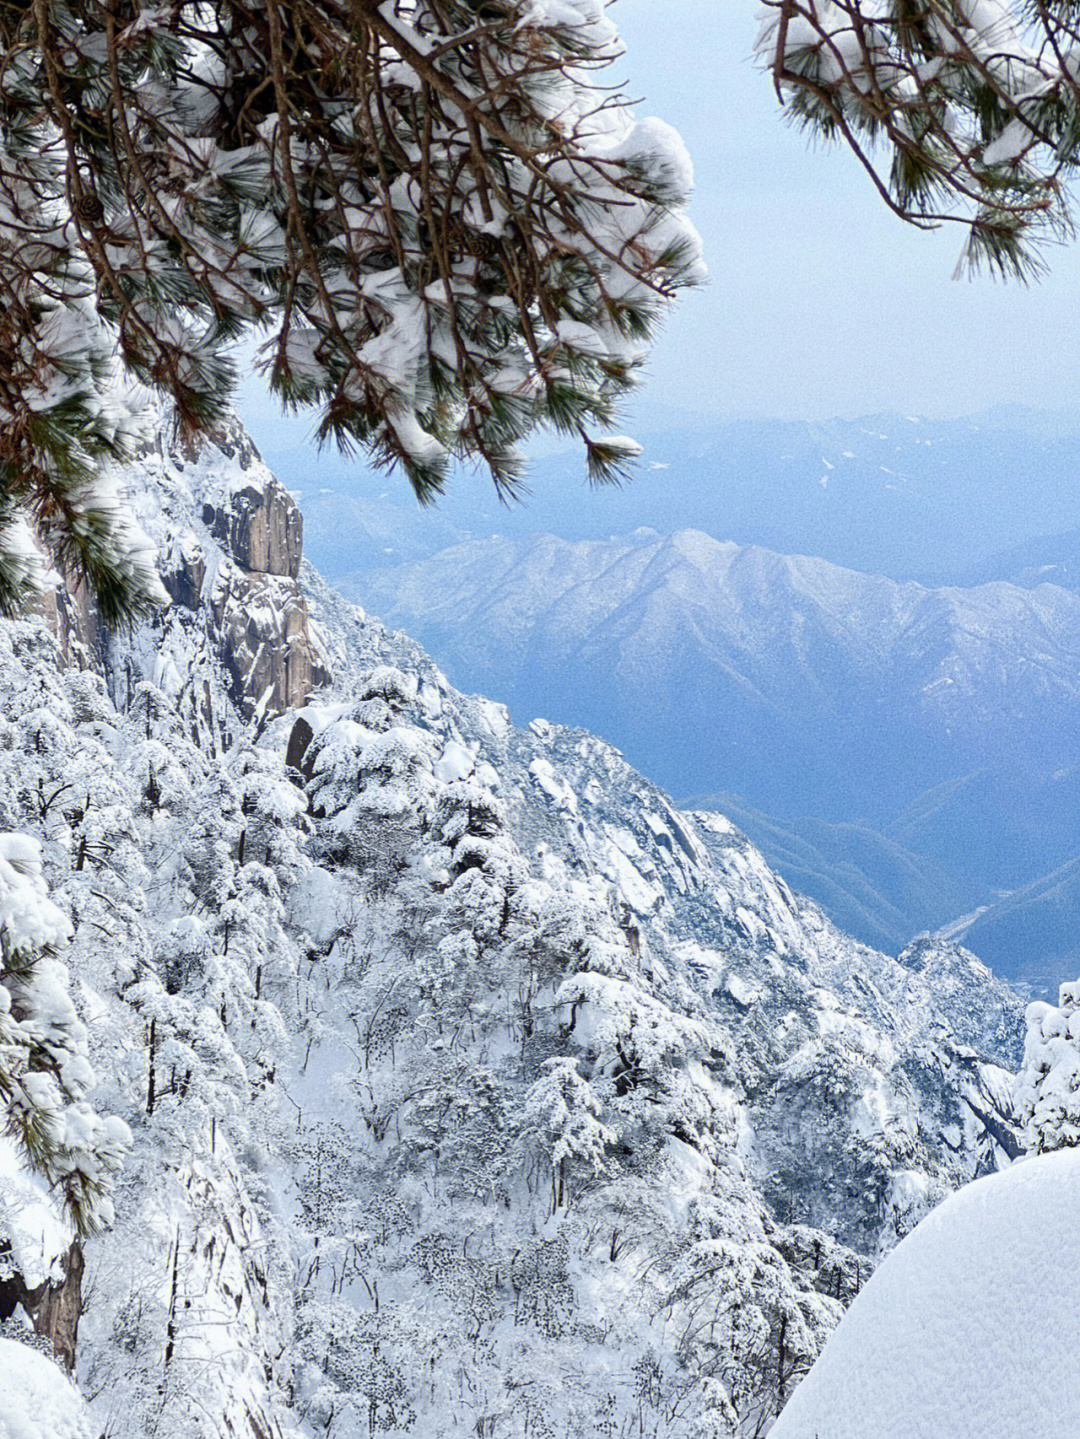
xmin=758 ymin=0 xmax=1080 ymax=279
xmin=0 ymin=0 xmax=704 ymax=619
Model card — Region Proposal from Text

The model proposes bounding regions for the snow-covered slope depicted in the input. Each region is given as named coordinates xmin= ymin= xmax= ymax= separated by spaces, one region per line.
xmin=769 ymin=1148 xmax=1080 ymax=1439
xmin=0 ymin=418 xmax=1026 ymax=1438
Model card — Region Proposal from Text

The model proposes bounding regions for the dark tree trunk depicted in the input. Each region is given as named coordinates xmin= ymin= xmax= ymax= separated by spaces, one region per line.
xmin=0 ymin=1240 xmax=84 ymax=1371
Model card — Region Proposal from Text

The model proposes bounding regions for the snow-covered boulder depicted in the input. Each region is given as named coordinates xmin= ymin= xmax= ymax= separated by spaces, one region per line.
xmin=772 ymin=1148 xmax=1080 ymax=1438
xmin=0 ymin=1339 xmax=96 ymax=1439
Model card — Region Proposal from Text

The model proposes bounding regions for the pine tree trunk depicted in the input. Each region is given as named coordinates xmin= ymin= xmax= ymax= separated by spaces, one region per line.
xmin=147 ymin=1017 xmax=157 ymax=1115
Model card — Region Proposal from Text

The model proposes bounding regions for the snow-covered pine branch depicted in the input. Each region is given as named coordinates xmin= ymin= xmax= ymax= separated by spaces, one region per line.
xmin=0 ymin=0 xmax=702 ymax=621
xmin=758 ymin=1 xmax=1079 ymax=279
xmin=0 ymin=832 xmax=131 ymax=1236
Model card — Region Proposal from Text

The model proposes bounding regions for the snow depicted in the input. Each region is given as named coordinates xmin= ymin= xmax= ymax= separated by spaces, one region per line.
xmin=0 ymin=1340 xmax=97 ymax=1439
xmin=771 ymin=1148 xmax=1080 ymax=1439
xmin=983 ymin=117 xmax=1033 ymax=165
xmin=0 ymin=1135 xmax=70 ymax=1290
xmin=0 ymin=834 xmax=71 ymax=954
xmin=433 ymin=740 xmax=475 ymax=784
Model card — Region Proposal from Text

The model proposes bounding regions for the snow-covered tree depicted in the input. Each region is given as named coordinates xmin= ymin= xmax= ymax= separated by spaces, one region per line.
xmin=520 ymin=1056 xmax=613 ymax=1211
xmin=0 ymin=0 xmax=701 ymax=620
xmin=0 ymin=832 xmax=130 ymax=1235
xmin=1015 ymin=981 xmax=1080 ymax=1153
xmin=758 ymin=2 xmax=1080 ymax=279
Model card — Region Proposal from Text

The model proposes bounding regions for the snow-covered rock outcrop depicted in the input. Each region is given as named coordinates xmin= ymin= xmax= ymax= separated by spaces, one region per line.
xmin=0 ymin=415 xmax=1028 ymax=1438
xmin=45 ymin=412 xmax=330 ymax=719
xmin=770 ymin=1147 xmax=1080 ymax=1439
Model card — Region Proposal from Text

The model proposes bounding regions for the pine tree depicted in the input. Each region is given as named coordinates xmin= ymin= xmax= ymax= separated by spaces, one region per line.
xmin=1015 ymin=980 xmax=1080 ymax=1153
xmin=0 ymin=0 xmax=702 ymax=622
xmin=0 ymin=832 xmax=130 ymax=1235
xmin=759 ymin=2 xmax=1080 ymax=280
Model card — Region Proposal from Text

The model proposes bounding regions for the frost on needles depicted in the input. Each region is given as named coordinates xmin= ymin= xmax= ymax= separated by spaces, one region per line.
xmin=758 ymin=2 xmax=1080 ymax=282
xmin=0 ymin=831 xmax=130 ymax=1238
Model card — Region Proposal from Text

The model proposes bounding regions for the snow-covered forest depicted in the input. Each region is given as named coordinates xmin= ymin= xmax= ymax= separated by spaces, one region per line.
xmin=7 ymin=1 xmax=1080 ymax=1436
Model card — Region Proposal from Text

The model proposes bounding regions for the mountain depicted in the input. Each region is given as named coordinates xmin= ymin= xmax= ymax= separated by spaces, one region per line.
xmin=961 ymin=526 xmax=1080 ymax=593
xmin=949 ymin=857 xmax=1080 ymax=990
xmin=0 ymin=414 xmax=1026 ymax=1439
xmin=281 ymin=409 xmax=1080 ymax=588
xmin=683 ymin=796 xmax=1080 ymax=999
xmin=344 ymin=528 xmax=1080 ymax=823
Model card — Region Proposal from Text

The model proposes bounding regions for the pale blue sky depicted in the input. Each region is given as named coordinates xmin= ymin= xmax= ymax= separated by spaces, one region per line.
xmin=237 ymin=2 xmax=1080 ymax=453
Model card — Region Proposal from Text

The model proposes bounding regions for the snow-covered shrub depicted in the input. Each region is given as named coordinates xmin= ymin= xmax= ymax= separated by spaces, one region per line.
xmin=1016 ymin=981 xmax=1080 ymax=1152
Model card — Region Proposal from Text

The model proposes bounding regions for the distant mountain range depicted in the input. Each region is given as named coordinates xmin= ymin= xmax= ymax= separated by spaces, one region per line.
xmin=279 ymin=408 xmax=1080 ymax=586
xmin=342 ymin=527 xmax=1080 ymax=821
xmin=337 ymin=527 xmax=1080 ymax=993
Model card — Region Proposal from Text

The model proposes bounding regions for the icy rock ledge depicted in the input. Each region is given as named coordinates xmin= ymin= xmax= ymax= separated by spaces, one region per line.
xmin=771 ymin=1147 xmax=1080 ymax=1439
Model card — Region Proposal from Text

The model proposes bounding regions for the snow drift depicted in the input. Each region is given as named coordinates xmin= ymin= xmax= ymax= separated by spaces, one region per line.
xmin=771 ymin=1147 xmax=1080 ymax=1439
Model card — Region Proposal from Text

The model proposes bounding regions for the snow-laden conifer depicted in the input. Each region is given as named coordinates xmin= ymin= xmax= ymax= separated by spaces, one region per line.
xmin=1016 ymin=980 xmax=1080 ymax=1152
xmin=0 ymin=0 xmax=701 ymax=620
xmin=758 ymin=2 xmax=1080 ymax=280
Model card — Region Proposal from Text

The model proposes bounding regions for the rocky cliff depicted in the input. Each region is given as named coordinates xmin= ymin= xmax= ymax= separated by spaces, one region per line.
xmin=42 ymin=413 xmax=329 ymax=721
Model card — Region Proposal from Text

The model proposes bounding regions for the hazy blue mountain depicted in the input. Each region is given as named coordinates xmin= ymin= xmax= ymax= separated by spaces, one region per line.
xmin=957 ymin=859 xmax=1080 ymax=992
xmin=682 ymin=790 xmax=1080 ymax=998
xmin=298 ymin=484 xmax=467 ymax=575
xmin=342 ymin=527 xmax=1080 ymax=824
xmin=887 ymin=765 xmax=1080 ymax=892
xmin=276 ymin=409 xmax=1080 ymax=587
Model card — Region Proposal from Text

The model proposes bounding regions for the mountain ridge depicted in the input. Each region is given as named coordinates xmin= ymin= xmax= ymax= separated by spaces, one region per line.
xmin=339 ymin=525 xmax=1080 ymax=990
xmin=284 ymin=409 xmax=1080 ymax=586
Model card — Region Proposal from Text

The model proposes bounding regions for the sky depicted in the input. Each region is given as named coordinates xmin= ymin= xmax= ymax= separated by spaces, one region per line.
xmin=236 ymin=1 xmax=1080 ymax=457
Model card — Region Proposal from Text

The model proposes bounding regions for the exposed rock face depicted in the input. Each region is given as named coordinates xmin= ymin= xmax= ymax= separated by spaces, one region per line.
xmin=202 ymin=481 xmax=302 ymax=580
xmin=171 ymin=423 xmax=327 ymax=716
xmin=37 ymin=580 xmax=105 ymax=673
xmin=285 ymin=715 xmax=315 ymax=778
xmin=160 ymin=534 xmax=207 ymax=612
xmin=209 ymin=568 xmax=329 ymax=716
xmin=38 ymin=410 xmax=331 ymax=722
xmin=192 ymin=448 xmax=328 ymax=714
xmin=0 ymin=1240 xmax=83 ymax=1372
